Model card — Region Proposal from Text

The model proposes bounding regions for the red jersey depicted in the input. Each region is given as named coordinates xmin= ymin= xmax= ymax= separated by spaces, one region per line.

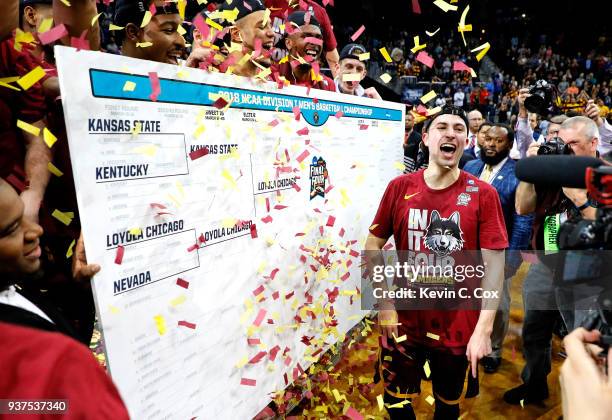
xmin=370 ymin=170 xmax=508 ymax=351
xmin=273 ymin=62 xmax=336 ymax=92
xmin=0 ymin=322 xmax=129 ymax=419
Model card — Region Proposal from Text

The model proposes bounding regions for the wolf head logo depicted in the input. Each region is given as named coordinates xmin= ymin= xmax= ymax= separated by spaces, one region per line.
xmin=423 ymin=210 xmax=464 ymax=256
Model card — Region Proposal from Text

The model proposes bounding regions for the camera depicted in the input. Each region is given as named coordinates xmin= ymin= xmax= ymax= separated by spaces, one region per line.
xmin=537 ymin=137 xmax=572 ymax=156
xmin=524 ymin=79 xmax=557 ymax=115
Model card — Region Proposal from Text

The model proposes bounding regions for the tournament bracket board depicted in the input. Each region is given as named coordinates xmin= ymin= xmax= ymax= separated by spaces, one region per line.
xmin=55 ymin=46 xmax=404 ymax=419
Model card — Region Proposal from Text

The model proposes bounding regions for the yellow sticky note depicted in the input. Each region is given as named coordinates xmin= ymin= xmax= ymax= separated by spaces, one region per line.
xmin=379 ymin=47 xmax=392 ymax=63
xmin=410 ymin=36 xmax=426 ymax=54
xmin=66 ymin=239 xmax=75 ymax=258
xmin=426 ymin=332 xmax=440 ymax=340
xmin=420 ymin=90 xmax=437 ymax=104
xmin=153 ymin=314 xmax=167 ymax=335
xmin=123 ymin=81 xmax=136 ymax=92
xmin=379 ymin=73 xmax=392 ymax=84
xmin=425 ymin=395 xmax=435 ymax=405
xmin=17 ymin=66 xmax=45 ymax=90
xmin=358 ymin=52 xmax=370 ymax=61
xmin=38 ymin=18 xmax=54 ymax=33
xmin=17 ymin=120 xmax=40 ymax=136
xmin=51 ymin=209 xmax=73 ymax=226
xmin=471 ymin=42 xmax=491 ymax=62
xmin=42 ymin=127 xmax=57 ymax=148
xmin=140 ymin=10 xmax=153 ymax=27
xmin=136 ymin=42 xmax=153 ymax=48
xmin=433 ymin=0 xmax=458 ymax=12
xmin=47 ymin=162 xmax=63 ymax=177
xmin=342 ymin=73 xmax=362 ymax=82
xmin=424 ymin=360 xmax=431 ymax=378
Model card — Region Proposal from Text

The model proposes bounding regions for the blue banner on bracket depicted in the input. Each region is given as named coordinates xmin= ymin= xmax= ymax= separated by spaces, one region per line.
xmin=89 ymin=69 xmax=402 ymax=127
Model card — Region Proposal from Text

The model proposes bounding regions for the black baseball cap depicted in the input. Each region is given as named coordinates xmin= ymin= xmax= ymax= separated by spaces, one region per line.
xmin=340 ymin=43 xmax=366 ymax=60
xmin=424 ymin=105 xmax=469 ymax=131
xmin=113 ymin=0 xmax=179 ymax=28
xmin=217 ymin=0 xmax=266 ymax=23
xmin=286 ymin=11 xmax=320 ymax=29
xmin=20 ymin=0 xmax=51 ymax=6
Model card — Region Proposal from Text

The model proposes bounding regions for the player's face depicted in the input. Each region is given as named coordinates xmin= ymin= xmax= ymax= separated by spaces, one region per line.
xmin=423 ymin=114 xmax=468 ymax=168
xmin=338 ymin=58 xmax=366 ymax=94
xmin=0 ymin=182 xmax=43 ymax=277
xmin=286 ymin=24 xmax=323 ymax=62
xmin=137 ymin=12 xmax=185 ymax=65
xmin=236 ymin=11 xmax=275 ymax=67
xmin=558 ymin=125 xmax=598 ymax=157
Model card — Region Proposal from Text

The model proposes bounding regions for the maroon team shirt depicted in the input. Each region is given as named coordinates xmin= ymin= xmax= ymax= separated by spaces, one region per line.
xmin=273 ymin=62 xmax=336 ymax=92
xmin=370 ymin=170 xmax=508 ymax=352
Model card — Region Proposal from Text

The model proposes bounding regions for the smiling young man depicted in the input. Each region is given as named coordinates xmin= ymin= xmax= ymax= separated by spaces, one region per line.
xmin=275 ymin=11 xmax=335 ymax=91
xmin=366 ymin=106 xmax=507 ymax=419
xmin=334 ymin=43 xmax=381 ymax=99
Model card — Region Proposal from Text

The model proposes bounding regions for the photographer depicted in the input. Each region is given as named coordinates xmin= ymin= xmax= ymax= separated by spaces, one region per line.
xmin=505 ymin=116 xmax=599 ymax=406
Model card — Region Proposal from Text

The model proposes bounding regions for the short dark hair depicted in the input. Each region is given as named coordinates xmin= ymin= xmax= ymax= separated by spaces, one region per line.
xmin=424 ymin=105 xmax=469 ymax=133
xmin=488 ymin=123 xmax=515 ymax=146
xmin=478 ymin=121 xmax=493 ymax=132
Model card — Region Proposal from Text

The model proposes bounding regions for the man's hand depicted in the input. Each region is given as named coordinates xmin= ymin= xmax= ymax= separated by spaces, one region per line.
xmin=526 ymin=141 xmax=540 ymax=157
xmin=518 ymin=87 xmax=530 ymax=117
xmin=20 ymin=189 xmax=42 ymax=222
xmin=562 ymin=187 xmax=589 ymax=206
xmin=378 ymin=301 xmax=398 ymax=339
xmin=584 ymin=99 xmax=604 ymax=127
xmin=364 ymin=87 xmax=382 ymax=100
xmin=560 ymin=328 xmax=612 ymax=420
xmin=72 ymin=232 xmax=100 ymax=283
xmin=466 ymin=326 xmax=492 ymax=377
xmin=185 ymin=44 xmax=221 ymax=68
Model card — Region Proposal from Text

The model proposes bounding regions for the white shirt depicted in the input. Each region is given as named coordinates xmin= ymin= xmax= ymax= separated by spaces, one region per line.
xmin=479 ymin=157 xmax=509 ymax=183
xmin=0 ymin=285 xmax=54 ymax=324
xmin=453 ymin=91 xmax=465 ymax=107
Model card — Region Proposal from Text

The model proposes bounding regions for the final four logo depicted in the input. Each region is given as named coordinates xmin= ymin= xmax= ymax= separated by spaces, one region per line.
xmin=309 ymin=156 xmax=328 ymax=199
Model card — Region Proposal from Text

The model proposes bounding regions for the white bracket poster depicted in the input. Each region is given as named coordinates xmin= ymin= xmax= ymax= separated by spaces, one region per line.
xmin=55 ymin=46 xmax=404 ymax=419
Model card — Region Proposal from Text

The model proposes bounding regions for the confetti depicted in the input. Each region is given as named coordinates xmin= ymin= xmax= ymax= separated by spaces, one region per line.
xmin=240 ymin=378 xmax=256 ymax=386
xmin=261 ymin=215 xmax=273 ymax=224
xmin=38 ymin=18 xmax=54 ymax=33
xmin=178 ymin=320 xmax=196 ymax=329
xmin=358 ymin=52 xmax=370 ymax=61
xmin=90 ymin=12 xmax=102 ymax=27
xmin=376 ymin=394 xmax=384 ymax=411
xmin=296 ymin=127 xmax=309 ymax=136
xmin=471 ymin=42 xmax=491 ymax=61
xmin=392 ymin=333 xmax=407 ymax=343
xmin=410 ymin=36 xmax=426 ymax=54
xmin=66 ymin=239 xmax=76 ymax=258
xmin=379 ymin=47 xmax=392 ymax=63
xmin=458 ymin=5 xmax=472 ymax=45
xmin=424 ymin=360 xmax=431 ymax=378
xmin=342 ymin=73 xmax=362 ymax=82
xmin=411 ymin=0 xmax=421 ymax=14
xmin=43 ymin=127 xmax=57 ymax=147
xmin=189 ymin=147 xmax=209 ymax=160
xmin=433 ymin=0 xmax=457 ymax=12
xmin=122 ymin=81 xmax=136 ymax=92
xmin=108 ymin=24 xmax=124 ymax=31
xmin=17 ymin=66 xmax=45 ymax=90
xmin=350 ymin=25 xmax=365 ymax=41
xmin=416 ymin=51 xmax=434 ymax=68
xmin=253 ymin=309 xmax=266 ymax=327
xmin=379 ymin=73 xmax=392 ymax=84
xmin=148 ymin=72 xmax=161 ymax=101
xmin=136 ymin=42 xmax=153 ymax=48
xmin=335 ymin=111 xmax=344 ymax=119
xmin=153 ymin=315 xmax=167 ymax=335
xmin=296 ymin=150 xmax=310 ymax=163
xmin=140 ymin=10 xmax=153 ymax=27
xmin=114 ymin=245 xmax=125 ymax=264
xmin=425 ymin=27 xmax=441 ymax=37
xmin=250 ymin=224 xmax=258 ymax=238
xmin=425 ymin=395 xmax=435 ymax=405
xmin=346 ymin=407 xmax=363 ymax=420
xmin=420 ymin=90 xmax=437 ymax=104
xmin=326 ymin=215 xmax=336 ymax=227
xmin=47 ymin=162 xmax=63 ymax=177
xmin=213 ymin=96 xmax=229 ymax=109
xmin=426 ymin=332 xmax=440 ymax=340
xmin=51 ymin=209 xmax=73 ymax=226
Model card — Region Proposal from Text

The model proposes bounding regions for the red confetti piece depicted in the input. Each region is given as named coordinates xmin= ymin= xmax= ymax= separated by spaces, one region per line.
xmin=261 ymin=215 xmax=273 ymax=224
xmin=292 ymin=183 xmax=301 ymax=192
xmin=416 ymin=51 xmax=435 ymax=68
xmin=249 ymin=351 xmax=267 ymax=364
xmin=268 ymin=119 xmax=279 ymax=127
xmin=252 ymin=285 xmax=265 ymax=296
xmin=341 ymin=272 xmax=351 ymax=281
xmin=265 ymin=198 xmax=270 ymax=212
xmin=38 ymin=24 xmax=68 ymax=45
xmin=334 ymin=111 xmax=344 ymax=119
xmin=176 ymin=278 xmax=190 ymax=289
xmin=5 ymin=174 xmax=26 ymax=193
xmin=350 ymin=25 xmax=365 ymax=41
xmin=148 ymin=72 xmax=161 ymax=101
xmin=240 ymin=378 xmax=256 ymax=386
xmin=339 ymin=228 xmax=345 ymax=237
xmin=198 ymin=233 xmax=206 ymax=244
xmin=303 ymin=37 xmax=323 ymax=46
xmin=296 ymin=149 xmax=310 ymax=163
xmin=346 ymin=406 xmax=363 ymax=420
xmin=326 ymin=215 xmax=336 ymax=227
xmin=192 ymin=14 xmax=209 ymax=41
xmin=250 ymin=224 xmax=258 ymax=238
xmin=148 ymin=2 xmax=157 ymax=14
xmin=453 ymin=60 xmax=472 ymax=73
xmin=243 ymin=0 xmax=252 ymax=10
xmin=359 ymin=124 xmax=369 ymax=130
xmin=349 ymin=249 xmax=360 ymax=258
xmin=296 ymin=127 xmax=309 ymax=136
xmin=247 ymin=338 xmax=260 ymax=345
xmin=212 ymin=97 xmax=228 ymax=109
xmin=253 ymin=309 xmax=266 ymax=327
xmin=70 ymin=29 xmax=90 ymax=51
xmin=269 ymin=345 xmax=281 ymax=361
xmin=284 ymin=356 xmax=292 ymax=366
xmin=383 ymin=243 xmax=394 ymax=250
xmin=411 ymin=0 xmax=421 ymax=14
xmin=187 ymin=243 xmax=199 ymax=252
xmin=292 ymin=106 xmax=301 ymax=121
xmin=114 ymin=245 xmax=124 ymax=264
xmin=295 ymin=232 xmax=305 ymax=237
xmin=150 ymin=203 xmax=167 ymax=209
xmin=273 ymin=204 xmax=287 ymax=210
xmin=189 ymin=147 xmax=209 ymax=160
xmin=272 ymin=291 xmax=279 ymax=300
xmin=178 ymin=320 xmax=196 ymax=329
xmin=312 ymin=97 xmax=318 ymax=104
xmin=285 ymin=291 xmax=295 ymax=299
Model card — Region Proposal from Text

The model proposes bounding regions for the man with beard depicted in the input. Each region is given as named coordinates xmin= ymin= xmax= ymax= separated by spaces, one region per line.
xmin=274 ymin=11 xmax=335 ymax=91
xmin=335 ymin=43 xmax=381 ymax=99
xmin=464 ymin=124 xmax=533 ymax=373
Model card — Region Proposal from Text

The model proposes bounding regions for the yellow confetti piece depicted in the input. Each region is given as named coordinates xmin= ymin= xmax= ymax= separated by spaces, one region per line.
xmin=131 ymin=121 xmax=141 ymax=137
xmin=332 ymin=389 xmax=346 ymax=403
xmin=131 ymin=145 xmax=158 ymax=156
xmin=122 ymin=81 xmax=136 ymax=92
xmin=342 ymin=73 xmax=362 ymax=82
xmin=170 ymin=295 xmax=186 ymax=307
xmin=424 ymin=360 xmax=431 ymax=378
xmin=410 ymin=36 xmax=427 ymax=54
xmin=420 ymin=90 xmax=437 ymax=104
xmin=153 ymin=314 xmax=167 ymax=335
xmin=51 ymin=209 xmax=73 ymax=226
xmin=458 ymin=5 xmax=471 ymax=45
xmin=433 ymin=0 xmax=457 ymax=12
xmin=221 ymin=169 xmax=237 ymax=189
xmin=426 ymin=332 xmax=440 ymax=340
xmin=178 ymin=0 xmax=186 ymax=19
xmin=66 ymin=239 xmax=75 ymax=258
xmin=471 ymin=42 xmax=491 ymax=61
xmin=426 ymin=27 xmax=441 ymax=37
xmin=206 ymin=17 xmax=222 ymax=31
xmin=14 ymin=29 xmax=35 ymax=51
xmin=47 ymin=162 xmax=63 ymax=177
xmin=0 ymin=79 xmax=20 ymax=91
xmin=393 ymin=161 xmax=405 ymax=171
xmin=379 ymin=47 xmax=392 ymax=63
xmin=256 ymin=67 xmax=272 ymax=80
xmin=369 ymin=224 xmax=379 ymax=231
xmin=358 ymin=52 xmax=370 ymax=61
xmin=38 ymin=18 xmax=54 ymax=33
xmin=392 ymin=333 xmax=407 ymax=343
xmin=427 ymin=106 xmax=442 ymax=116
xmin=17 ymin=66 xmax=45 ymax=90
xmin=140 ymin=10 xmax=153 ymax=27
xmin=379 ymin=73 xmax=392 ymax=84
xmin=59 ymin=0 xmax=71 ymax=6
xmin=520 ymin=399 xmax=525 ymax=408
xmin=129 ymin=227 xmax=142 ymax=235
xmin=262 ymin=8 xmax=271 ymax=26
xmin=109 ymin=305 xmax=120 ymax=314
xmin=43 ymin=127 xmax=57 ymax=148
xmin=222 ymin=218 xmax=238 ymax=228
xmin=425 ymin=395 xmax=435 ymax=405
xmin=136 ymin=42 xmax=153 ymax=48
xmin=376 ymin=394 xmax=384 ymax=411
xmin=177 ymin=25 xmax=187 ymax=36
xmin=90 ymin=12 xmax=102 ymax=27
xmin=17 ymin=120 xmax=40 ymax=136
xmin=387 ymin=400 xmax=410 ymax=408
xmin=109 ymin=24 xmax=124 ymax=31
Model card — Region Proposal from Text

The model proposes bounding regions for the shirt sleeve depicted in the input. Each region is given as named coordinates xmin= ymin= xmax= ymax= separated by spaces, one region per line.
xmin=312 ymin=5 xmax=337 ymax=51
xmin=515 ymin=116 xmax=535 ymax=159
xmin=478 ymin=185 xmax=509 ymax=249
xmin=369 ymin=178 xmax=399 ymax=241
xmin=597 ymin=119 xmax=612 ymax=155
